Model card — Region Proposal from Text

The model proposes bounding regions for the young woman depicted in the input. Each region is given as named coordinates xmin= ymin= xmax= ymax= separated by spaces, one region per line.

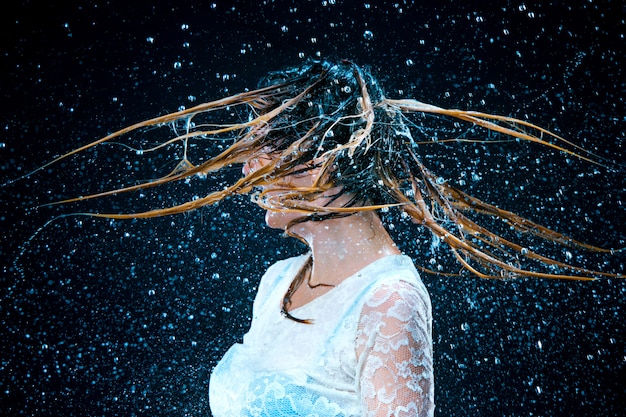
xmin=38 ymin=60 xmax=619 ymax=416
xmin=210 ymin=61 xmax=434 ymax=416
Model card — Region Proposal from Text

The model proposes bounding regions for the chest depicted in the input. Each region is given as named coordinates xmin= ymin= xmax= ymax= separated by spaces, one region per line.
xmin=246 ymin=285 xmax=362 ymax=375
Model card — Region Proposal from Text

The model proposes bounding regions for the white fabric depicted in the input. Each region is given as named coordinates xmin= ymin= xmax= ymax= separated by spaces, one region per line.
xmin=209 ymin=254 xmax=434 ymax=417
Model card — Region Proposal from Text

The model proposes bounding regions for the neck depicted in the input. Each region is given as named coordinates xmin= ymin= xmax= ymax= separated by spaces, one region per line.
xmin=288 ymin=210 xmax=401 ymax=286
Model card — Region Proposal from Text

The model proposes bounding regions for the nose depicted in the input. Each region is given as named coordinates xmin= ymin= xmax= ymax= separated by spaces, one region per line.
xmin=242 ymin=161 xmax=251 ymax=175
xmin=242 ymin=157 xmax=261 ymax=176
xmin=243 ymin=152 xmax=273 ymax=176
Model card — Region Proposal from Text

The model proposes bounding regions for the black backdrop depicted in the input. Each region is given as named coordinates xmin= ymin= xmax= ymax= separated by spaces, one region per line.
xmin=1 ymin=1 xmax=625 ymax=416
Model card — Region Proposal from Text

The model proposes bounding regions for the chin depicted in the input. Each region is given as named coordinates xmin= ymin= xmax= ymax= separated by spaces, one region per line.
xmin=264 ymin=210 xmax=304 ymax=231
xmin=264 ymin=210 xmax=288 ymax=230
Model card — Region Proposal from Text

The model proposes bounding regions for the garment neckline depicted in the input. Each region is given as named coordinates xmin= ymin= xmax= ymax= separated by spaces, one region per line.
xmin=287 ymin=253 xmax=409 ymax=314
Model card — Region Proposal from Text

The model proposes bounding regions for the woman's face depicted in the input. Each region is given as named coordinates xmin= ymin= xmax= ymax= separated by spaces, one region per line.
xmin=243 ymin=151 xmax=320 ymax=230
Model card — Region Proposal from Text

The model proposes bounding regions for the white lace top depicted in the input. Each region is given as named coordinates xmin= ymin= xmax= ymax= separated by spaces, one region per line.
xmin=209 ymin=254 xmax=434 ymax=417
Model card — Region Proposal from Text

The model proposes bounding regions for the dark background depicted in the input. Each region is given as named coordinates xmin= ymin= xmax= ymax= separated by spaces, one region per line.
xmin=1 ymin=1 xmax=625 ymax=416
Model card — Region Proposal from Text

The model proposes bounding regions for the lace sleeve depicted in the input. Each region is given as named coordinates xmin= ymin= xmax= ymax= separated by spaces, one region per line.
xmin=356 ymin=280 xmax=434 ymax=417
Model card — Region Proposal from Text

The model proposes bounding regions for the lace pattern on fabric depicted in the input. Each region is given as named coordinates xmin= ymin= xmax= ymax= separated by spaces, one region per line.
xmin=209 ymin=255 xmax=434 ymax=417
xmin=356 ymin=281 xmax=434 ymax=416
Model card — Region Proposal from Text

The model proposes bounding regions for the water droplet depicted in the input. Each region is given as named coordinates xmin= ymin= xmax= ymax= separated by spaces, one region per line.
xmin=174 ymin=61 xmax=182 ymax=69
xmin=363 ymin=30 xmax=374 ymax=41
xmin=405 ymin=58 xmax=414 ymax=66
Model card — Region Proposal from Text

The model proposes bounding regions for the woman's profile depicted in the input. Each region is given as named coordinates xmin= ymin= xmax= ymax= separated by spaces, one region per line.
xmin=30 ymin=60 xmax=622 ymax=416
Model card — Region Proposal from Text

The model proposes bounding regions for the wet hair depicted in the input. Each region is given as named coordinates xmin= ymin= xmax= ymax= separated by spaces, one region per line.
xmin=35 ymin=59 xmax=620 ymax=283
xmin=251 ymin=60 xmax=413 ymax=218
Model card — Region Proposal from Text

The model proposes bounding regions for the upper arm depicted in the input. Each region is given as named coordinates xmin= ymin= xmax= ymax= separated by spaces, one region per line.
xmin=355 ymin=280 xmax=434 ymax=417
